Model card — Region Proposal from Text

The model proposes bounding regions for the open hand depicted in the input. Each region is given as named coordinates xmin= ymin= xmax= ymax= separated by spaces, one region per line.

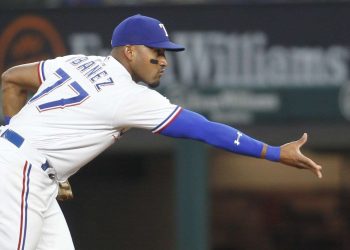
xmin=279 ymin=133 xmax=322 ymax=178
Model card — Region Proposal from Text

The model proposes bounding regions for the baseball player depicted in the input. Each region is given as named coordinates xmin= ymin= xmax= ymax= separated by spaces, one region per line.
xmin=0 ymin=14 xmax=322 ymax=249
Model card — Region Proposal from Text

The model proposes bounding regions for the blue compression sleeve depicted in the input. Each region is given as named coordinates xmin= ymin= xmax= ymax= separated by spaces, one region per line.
xmin=159 ymin=109 xmax=280 ymax=161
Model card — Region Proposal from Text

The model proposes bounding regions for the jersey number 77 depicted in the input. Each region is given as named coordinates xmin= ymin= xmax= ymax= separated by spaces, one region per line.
xmin=29 ymin=68 xmax=90 ymax=112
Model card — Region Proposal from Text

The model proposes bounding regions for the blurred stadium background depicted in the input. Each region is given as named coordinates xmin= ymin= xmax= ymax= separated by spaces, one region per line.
xmin=1 ymin=0 xmax=350 ymax=249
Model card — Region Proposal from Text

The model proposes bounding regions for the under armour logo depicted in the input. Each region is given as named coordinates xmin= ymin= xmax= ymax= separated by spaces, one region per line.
xmin=234 ymin=132 xmax=243 ymax=146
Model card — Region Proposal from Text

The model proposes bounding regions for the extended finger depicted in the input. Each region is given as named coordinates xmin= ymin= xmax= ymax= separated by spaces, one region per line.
xmin=297 ymin=133 xmax=308 ymax=148
xmin=302 ymin=155 xmax=321 ymax=170
xmin=298 ymin=157 xmax=323 ymax=178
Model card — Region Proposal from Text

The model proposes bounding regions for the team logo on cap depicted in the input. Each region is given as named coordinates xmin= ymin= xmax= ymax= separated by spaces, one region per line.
xmin=159 ymin=24 xmax=169 ymax=37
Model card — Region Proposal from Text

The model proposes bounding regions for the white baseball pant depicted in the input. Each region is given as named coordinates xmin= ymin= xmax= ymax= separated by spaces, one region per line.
xmin=0 ymin=128 xmax=74 ymax=250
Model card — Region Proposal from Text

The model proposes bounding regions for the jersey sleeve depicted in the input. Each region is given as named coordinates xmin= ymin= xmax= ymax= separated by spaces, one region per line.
xmin=113 ymin=87 xmax=181 ymax=131
xmin=37 ymin=55 xmax=82 ymax=84
xmin=37 ymin=58 xmax=60 ymax=83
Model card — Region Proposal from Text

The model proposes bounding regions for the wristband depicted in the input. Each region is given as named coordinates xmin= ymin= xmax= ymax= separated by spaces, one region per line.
xmin=265 ymin=146 xmax=281 ymax=162
xmin=4 ymin=116 xmax=11 ymax=125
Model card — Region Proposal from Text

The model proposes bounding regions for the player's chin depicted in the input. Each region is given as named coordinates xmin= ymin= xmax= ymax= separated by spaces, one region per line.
xmin=147 ymin=80 xmax=160 ymax=89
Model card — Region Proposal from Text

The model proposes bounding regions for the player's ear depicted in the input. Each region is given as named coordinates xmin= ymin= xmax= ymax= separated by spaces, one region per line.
xmin=124 ymin=45 xmax=134 ymax=61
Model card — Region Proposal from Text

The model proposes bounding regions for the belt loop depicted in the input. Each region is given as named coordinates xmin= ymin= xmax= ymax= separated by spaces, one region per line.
xmin=41 ymin=161 xmax=56 ymax=179
xmin=41 ymin=161 xmax=50 ymax=171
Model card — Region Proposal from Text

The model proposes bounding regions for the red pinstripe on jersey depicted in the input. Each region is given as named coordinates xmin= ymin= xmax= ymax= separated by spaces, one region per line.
xmin=17 ymin=161 xmax=32 ymax=250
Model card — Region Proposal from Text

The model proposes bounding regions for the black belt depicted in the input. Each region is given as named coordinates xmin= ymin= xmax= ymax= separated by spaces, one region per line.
xmin=1 ymin=129 xmax=50 ymax=172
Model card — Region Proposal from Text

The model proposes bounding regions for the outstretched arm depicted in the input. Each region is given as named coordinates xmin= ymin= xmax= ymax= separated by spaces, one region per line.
xmin=157 ymin=109 xmax=322 ymax=178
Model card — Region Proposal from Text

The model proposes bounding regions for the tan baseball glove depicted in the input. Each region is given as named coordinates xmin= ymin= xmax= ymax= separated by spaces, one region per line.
xmin=57 ymin=180 xmax=74 ymax=201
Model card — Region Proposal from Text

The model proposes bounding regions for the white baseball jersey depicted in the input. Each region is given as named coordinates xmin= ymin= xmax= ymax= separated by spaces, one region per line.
xmin=8 ymin=55 xmax=182 ymax=181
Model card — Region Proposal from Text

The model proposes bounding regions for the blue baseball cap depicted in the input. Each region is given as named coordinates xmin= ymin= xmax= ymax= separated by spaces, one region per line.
xmin=111 ymin=14 xmax=185 ymax=51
